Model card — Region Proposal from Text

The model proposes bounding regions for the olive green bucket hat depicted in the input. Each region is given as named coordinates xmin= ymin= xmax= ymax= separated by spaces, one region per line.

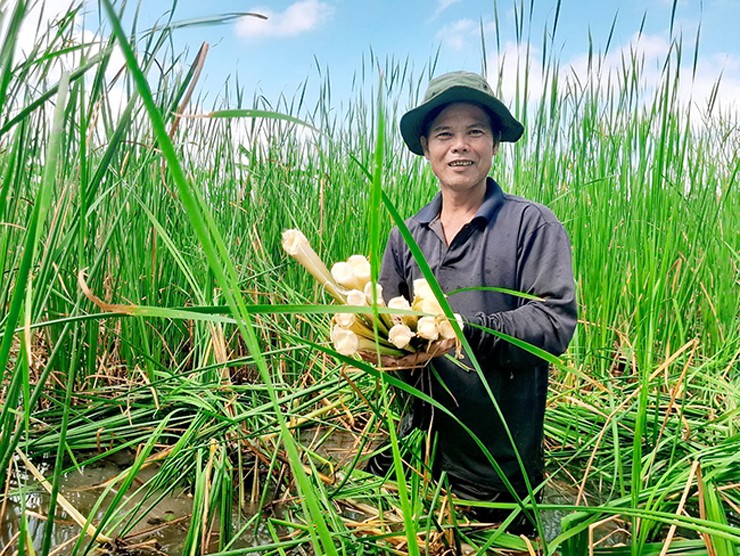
xmin=400 ymin=71 xmax=524 ymax=155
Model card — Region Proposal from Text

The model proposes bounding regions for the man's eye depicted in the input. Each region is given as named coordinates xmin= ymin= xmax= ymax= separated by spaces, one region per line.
xmin=469 ymin=129 xmax=484 ymax=136
xmin=436 ymin=132 xmax=452 ymax=138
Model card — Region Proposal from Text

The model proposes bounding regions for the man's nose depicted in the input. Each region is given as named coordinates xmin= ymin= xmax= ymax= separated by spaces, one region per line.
xmin=451 ymin=134 xmax=468 ymax=151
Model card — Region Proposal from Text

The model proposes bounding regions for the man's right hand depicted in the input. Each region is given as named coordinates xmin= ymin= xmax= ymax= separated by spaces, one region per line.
xmin=358 ymin=338 xmax=457 ymax=370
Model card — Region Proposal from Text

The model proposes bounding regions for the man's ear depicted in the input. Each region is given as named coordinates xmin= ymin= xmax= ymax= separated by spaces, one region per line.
xmin=420 ymin=136 xmax=430 ymax=159
xmin=492 ymin=141 xmax=500 ymax=156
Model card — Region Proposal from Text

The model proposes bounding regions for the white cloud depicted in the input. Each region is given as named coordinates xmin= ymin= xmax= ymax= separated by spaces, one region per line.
xmin=483 ymin=31 xmax=739 ymax=192
xmin=235 ymin=0 xmax=333 ymax=40
xmin=486 ymin=40 xmax=545 ymax=105
xmin=430 ymin=0 xmax=462 ymax=20
xmin=2 ymin=0 xmax=127 ymax=79
xmin=568 ymin=32 xmax=739 ymax=114
xmin=485 ymin=31 xmax=740 ymax=117
xmin=1 ymin=0 xmax=144 ymax=144
xmin=435 ymin=18 xmax=477 ymax=52
xmin=4 ymin=0 xmax=83 ymax=59
xmin=681 ymin=52 xmax=740 ymax=115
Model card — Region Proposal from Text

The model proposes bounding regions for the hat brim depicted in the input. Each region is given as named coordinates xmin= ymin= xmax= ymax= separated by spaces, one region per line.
xmin=399 ymin=85 xmax=524 ymax=156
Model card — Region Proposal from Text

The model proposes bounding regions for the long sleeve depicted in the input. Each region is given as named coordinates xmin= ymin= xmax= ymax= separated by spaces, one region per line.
xmin=464 ymin=218 xmax=577 ymax=369
xmin=378 ymin=227 xmax=411 ymax=303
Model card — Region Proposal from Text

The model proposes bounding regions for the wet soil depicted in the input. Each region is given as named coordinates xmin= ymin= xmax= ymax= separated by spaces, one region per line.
xmin=0 ymin=430 xmax=628 ymax=554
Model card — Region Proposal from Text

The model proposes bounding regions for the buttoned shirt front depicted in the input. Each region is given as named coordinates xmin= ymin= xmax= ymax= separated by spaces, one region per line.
xmin=379 ymin=177 xmax=577 ymax=495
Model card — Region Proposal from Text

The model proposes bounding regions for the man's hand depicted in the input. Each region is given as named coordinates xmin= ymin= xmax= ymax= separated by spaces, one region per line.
xmin=358 ymin=338 xmax=457 ymax=370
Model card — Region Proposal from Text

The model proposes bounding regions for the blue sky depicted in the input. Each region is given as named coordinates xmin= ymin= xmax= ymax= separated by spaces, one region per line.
xmin=12 ymin=0 xmax=740 ymax=114
xmin=134 ymin=0 xmax=740 ymax=111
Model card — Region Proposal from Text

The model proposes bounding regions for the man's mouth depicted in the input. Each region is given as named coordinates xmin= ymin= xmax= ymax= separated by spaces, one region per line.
xmin=449 ymin=160 xmax=473 ymax=167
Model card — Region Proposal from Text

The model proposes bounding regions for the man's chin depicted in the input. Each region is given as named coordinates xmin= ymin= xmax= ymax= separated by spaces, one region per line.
xmin=439 ymin=178 xmax=486 ymax=194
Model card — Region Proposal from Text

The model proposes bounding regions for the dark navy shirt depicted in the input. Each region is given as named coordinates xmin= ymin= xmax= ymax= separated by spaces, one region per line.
xmin=379 ymin=177 xmax=577 ymax=496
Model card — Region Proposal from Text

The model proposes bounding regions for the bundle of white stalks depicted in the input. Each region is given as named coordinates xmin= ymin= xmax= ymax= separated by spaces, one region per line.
xmin=282 ymin=229 xmax=462 ymax=362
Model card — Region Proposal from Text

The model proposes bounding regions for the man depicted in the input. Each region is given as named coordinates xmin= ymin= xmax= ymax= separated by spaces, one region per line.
xmin=369 ymin=71 xmax=577 ymax=532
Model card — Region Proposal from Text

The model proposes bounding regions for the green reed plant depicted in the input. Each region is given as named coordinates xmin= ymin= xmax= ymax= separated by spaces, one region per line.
xmin=0 ymin=0 xmax=738 ymax=554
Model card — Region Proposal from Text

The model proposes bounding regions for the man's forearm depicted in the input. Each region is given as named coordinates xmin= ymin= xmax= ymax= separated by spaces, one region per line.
xmin=465 ymin=296 xmax=577 ymax=369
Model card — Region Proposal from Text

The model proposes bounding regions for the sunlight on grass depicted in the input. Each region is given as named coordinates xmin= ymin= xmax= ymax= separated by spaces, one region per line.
xmin=0 ymin=1 xmax=737 ymax=555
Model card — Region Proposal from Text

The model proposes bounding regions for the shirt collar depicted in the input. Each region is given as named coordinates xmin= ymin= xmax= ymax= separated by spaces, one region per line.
xmin=414 ymin=177 xmax=504 ymax=224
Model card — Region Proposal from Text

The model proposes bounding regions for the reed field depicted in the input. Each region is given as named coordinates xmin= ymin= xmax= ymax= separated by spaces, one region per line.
xmin=0 ymin=0 xmax=738 ymax=554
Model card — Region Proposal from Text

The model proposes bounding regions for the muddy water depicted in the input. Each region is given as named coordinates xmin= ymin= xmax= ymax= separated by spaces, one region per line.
xmin=0 ymin=451 xmax=266 ymax=554
xmin=2 ymin=457 xmax=186 ymax=553
xmin=1 ymin=438 xmax=626 ymax=554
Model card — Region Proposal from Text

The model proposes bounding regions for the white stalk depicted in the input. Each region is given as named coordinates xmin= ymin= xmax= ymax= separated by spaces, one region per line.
xmin=348 ymin=254 xmax=371 ymax=289
xmin=365 ymin=281 xmax=395 ymax=331
xmin=413 ymin=296 xmax=444 ymax=316
xmin=363 ymin=281 xmax=384 ymax=305
xmin=388 ymin=295 xmax=417 ymax=327
xmin=412 ymin=278 xmax=435 ymax=302
xmin=334 ymin=312 xmax=356 ymax=328
xmin=388 ymin=323 xmax=415 ymax=350
xmin=437 ymin=313 xmax=464 ymax=340
xmin=417 ymin=316 xmax=440 ymax=341
xmin=331 ymin=325 xmax=360 ymax=356
xmin=345 ymin=289 xmax=368 ymax=307
xmin=282 ymin=229 xmax=345 ymax=302
xmin=331 ymin=325 xmax=402 ymax=357
xmin=331 ymin=261 xmax=364 ymax=290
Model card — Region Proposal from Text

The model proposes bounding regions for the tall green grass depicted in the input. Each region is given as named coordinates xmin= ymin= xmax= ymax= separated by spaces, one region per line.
xmin=0 ymin=1 xmax=738 ymax=555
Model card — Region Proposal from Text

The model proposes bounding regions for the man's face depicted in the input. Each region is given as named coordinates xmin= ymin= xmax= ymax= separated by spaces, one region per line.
xmin=421 ymin=102 xmax=498 ymax=196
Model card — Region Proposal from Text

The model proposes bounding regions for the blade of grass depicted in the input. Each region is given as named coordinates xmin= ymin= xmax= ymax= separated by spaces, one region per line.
xmin=100 ymin=2 xmax=339 ymax=553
